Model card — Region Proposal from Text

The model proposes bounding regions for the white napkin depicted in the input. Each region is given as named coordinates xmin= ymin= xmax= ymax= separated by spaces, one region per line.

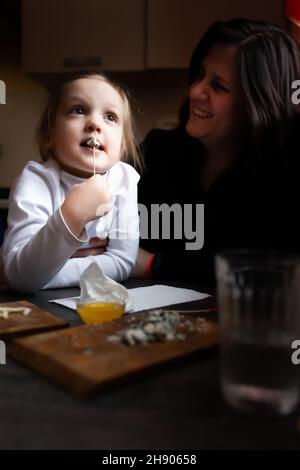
xmin=50 ymin=262 xmax=210 ymax=313
xmin=79 ymin=262 xmax=133 ymax=311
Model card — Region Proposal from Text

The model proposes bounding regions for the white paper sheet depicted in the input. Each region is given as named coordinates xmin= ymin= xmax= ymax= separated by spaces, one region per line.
xmin=49 ymin=285 xmax=210 ymax=313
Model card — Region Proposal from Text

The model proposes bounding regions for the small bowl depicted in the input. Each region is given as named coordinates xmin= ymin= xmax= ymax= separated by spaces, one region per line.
xmin=77 ymin=298 xmax=125 ymax=324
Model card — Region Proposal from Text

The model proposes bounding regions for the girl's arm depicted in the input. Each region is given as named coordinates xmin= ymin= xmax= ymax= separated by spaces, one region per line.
xmin=2 ymin=163 xmax=139 ymax=293
xmin=1 ymin=164 xmax=111 ymax=293
xmin=2 ymin=195 xmax=90 ymax=292
xmin=47 ymin=164 xmax=141 ymax=285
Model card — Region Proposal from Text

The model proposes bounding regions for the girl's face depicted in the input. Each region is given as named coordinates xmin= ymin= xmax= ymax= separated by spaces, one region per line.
xmin=186 ymin=43 xmax=243 ymax=150
xmin=49 ymin=78 xmax=124 ymax=177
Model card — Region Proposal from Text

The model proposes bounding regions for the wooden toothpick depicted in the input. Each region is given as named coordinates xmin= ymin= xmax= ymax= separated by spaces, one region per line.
xmin=93 ymin=145 xmax=96 ymax=175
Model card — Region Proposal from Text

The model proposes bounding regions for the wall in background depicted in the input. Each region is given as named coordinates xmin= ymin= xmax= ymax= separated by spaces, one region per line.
xmin=0 ymin=47 xmax=47 ymax=187
xmin=131 ymin=85 xmax=186 ymax=142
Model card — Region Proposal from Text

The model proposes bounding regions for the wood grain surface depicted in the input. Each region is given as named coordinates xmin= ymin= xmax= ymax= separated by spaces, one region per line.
xmin=0 ymin=300 xmax=68 ymax=341
xmin=10 ymin=312 xmax=219 ymax=397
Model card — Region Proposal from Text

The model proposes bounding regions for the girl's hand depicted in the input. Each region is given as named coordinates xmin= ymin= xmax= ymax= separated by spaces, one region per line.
xmin=61 ymin=174 xmax=112 ymax=237
xmin=71 ymin=237 xmax=108 ymax=258
xmin=133 ymin=247 xmax=154 ymax=279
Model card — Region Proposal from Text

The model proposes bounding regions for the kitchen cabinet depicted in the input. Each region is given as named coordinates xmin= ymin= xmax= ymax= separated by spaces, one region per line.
xmin=22 ymin=0 xmax=286 ymax=75
xmin=147 ymin=0 xmax=286 ymax=69
xmin=22 ymin=0 xmax=145 ymax=73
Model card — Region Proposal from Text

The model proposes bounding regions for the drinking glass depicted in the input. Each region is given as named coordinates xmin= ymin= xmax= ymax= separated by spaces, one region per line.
xmin=216 ymin=250 xmax=300 ymax=415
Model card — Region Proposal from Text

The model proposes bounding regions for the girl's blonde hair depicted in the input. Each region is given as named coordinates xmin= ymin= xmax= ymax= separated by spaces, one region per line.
xmin=36 ymin=71 xmax=143 ymax=171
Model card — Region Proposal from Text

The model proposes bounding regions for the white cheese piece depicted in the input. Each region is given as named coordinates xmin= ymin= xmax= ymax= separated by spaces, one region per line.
xmin=86 ymin=137 xmax=100 ymax=148
xmin=0 ymin=306 xmax=32 ymax=320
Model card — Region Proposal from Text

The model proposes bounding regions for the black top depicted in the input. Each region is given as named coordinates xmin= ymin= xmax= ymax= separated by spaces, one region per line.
xmin=138 ymin=127 xmax=300 ymax=282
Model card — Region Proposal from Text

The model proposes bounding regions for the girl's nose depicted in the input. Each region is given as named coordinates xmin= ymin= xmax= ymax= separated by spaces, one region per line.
xmin=86 ymin=114 xmax=101 ymax=132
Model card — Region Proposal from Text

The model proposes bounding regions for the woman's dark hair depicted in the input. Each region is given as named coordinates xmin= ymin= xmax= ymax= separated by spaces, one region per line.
xmin=179 ymin=18 xmax=300 ymax=161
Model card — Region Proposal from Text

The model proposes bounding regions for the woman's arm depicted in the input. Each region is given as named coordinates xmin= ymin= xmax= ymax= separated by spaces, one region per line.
xmin=70 ymin=237 xmax=108 ymax=258
xmin=132 ymin=247 xmax=154 ymax=279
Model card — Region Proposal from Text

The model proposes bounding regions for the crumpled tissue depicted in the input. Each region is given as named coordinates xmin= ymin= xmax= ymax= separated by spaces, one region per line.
xmin=79 ymin=262 xmax=133 ymax=311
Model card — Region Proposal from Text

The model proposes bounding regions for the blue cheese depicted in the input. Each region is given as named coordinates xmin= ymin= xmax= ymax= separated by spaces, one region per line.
xmin=107 ymin=310 xmax=186 ymax=346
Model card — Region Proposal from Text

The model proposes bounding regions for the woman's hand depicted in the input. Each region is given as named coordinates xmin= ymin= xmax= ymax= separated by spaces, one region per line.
xmin=133 ymin=247 xmax=154 ymax=279
xmin=71 ymin=237 xmax=109 ymax=258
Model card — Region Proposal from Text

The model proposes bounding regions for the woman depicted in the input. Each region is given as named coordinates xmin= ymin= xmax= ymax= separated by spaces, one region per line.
xmin=135 ymin=18 xmax=300 ymax=282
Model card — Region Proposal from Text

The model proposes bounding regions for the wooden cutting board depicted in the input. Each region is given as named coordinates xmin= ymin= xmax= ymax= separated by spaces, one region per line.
xmin=10 ymin=311 xmax=219 ymax=397
xmin=0 ymin=300 xmax=68 ymax=341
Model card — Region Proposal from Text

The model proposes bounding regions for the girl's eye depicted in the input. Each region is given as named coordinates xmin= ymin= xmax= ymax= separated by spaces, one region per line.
xmin=104 ymin=113 xmax=117 ymax=122
xmin=70 ymin=105 xmax=85 ymax=115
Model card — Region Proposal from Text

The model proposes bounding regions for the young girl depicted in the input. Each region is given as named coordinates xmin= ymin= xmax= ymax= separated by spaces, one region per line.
xmin=2 ymin=71 xmax=142 ymax=293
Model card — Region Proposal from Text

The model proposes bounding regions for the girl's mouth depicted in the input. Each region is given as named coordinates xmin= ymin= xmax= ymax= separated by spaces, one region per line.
xmin=80 ymin=137 xmax=104 ymax=151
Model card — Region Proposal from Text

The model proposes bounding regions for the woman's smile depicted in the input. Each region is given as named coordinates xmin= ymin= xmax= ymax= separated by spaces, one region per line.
xmin=191 ymin=106 xmax=213 ymax=118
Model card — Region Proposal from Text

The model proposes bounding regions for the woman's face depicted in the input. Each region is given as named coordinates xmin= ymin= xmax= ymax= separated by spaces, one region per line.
xmin=186 ymin=43 xmax=243 ymax=149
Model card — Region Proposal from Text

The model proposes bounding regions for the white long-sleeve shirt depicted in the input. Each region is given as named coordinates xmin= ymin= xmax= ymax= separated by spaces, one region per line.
xmin=1 ymin=159 xmax=140 ymax=293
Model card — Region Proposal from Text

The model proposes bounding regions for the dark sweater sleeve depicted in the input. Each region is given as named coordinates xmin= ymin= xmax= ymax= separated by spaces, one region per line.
xmin=138 ymin=128 xmax=214 ymax=282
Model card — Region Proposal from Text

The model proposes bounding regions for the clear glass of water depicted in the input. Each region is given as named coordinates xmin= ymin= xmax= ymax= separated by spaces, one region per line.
xmin=215 ymin=250 xmax=300 ymax=415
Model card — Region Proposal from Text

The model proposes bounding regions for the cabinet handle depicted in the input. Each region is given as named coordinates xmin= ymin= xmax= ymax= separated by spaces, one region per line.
xmin=63 ymin=57 xmax=102 ymax=67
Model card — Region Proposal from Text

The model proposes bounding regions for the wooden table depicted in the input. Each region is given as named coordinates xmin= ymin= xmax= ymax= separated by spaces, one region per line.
xmin=0 ymin=280 xmax=299 ymax=450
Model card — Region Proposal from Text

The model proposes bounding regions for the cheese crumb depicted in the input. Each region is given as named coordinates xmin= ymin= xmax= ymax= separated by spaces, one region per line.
xmin=0 ymin=307 xmax=31 ymax=320
xmin=107 ymin=309 xmax=211 ymax=346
